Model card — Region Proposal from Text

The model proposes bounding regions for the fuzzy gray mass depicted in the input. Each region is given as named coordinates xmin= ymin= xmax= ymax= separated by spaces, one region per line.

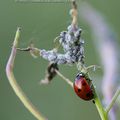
xmin=40 ymin=24 xmax=85 ymax=65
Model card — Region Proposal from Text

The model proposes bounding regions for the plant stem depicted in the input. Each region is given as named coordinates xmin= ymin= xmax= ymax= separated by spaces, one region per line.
xmin=6 ymin=28 xmax=46 ymax=120
xmin=55 ymin=69 xmax=73 ymax=88
xmin=94 ymin=92 xmax=108 ymax=120
xmin=106 ymin=87 xmax=120 ymax=113
xmin=55 ymin=68 xmax=108 ymax=120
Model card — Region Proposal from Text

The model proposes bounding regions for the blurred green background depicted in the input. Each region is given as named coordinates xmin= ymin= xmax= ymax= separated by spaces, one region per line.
xmin=0 ymin=0 xmax=120 ymax=120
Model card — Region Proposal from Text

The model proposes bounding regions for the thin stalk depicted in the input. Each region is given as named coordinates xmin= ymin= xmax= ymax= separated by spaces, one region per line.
xmin=56 ymin=67 xmax=108 ymax=120
xmin=94 ymin=93 xmax=108 ymax=120
xmin=106 ymin=87 xmax=120 ymax=113
xmin=55 ymin=69 xmax=73 ymax=88
xmin=6 ymin=28 xmax=46 ymax=120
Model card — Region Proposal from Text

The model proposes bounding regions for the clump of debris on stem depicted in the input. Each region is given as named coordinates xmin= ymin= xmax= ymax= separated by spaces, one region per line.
xmin=18 ymin=0 xmax=85 ymax=85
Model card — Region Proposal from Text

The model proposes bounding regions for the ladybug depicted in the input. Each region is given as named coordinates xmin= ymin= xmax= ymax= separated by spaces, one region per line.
xmin=73 ymin=72 xmax=94 ymax=101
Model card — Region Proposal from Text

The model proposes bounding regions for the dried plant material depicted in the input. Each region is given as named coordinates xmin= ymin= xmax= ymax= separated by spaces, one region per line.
xmin=40 ymin=62 xmax=59 ymax=84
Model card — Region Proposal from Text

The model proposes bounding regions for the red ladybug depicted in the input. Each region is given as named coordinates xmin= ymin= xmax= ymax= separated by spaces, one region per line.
xmin=73 ymin=73 xmax=94 ymax=101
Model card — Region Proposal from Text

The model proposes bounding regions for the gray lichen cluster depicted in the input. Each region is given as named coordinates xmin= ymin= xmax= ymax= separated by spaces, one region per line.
xmin=40 ymin=24 xmax=85 ymax=65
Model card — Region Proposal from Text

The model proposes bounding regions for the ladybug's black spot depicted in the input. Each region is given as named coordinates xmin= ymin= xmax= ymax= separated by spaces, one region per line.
xmin=77 ymin=88 xmax=81 ymax=92
xmin=86 ymin=92 xmax=91 ymax=97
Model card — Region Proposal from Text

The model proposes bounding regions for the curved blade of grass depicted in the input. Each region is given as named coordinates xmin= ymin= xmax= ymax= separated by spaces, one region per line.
xmin=6 ymin=28 xmax=47 ymax=120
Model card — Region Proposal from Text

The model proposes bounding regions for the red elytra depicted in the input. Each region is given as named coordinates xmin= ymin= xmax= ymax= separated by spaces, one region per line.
xmin=73 ymin=73 xmax=94 ymax=101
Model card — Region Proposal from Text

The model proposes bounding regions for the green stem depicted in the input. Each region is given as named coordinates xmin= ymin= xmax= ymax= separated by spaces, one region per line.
xmin=55 ymin=67 xmax=108 ymax=120
xmin=77 ymin=64 xmax=108 ymax=120
xmin=106 ymin=87 xmax=120 ymax=113
xmin=94 ymin=92 xmax=108 ymax=120
xmin=6 ymin=28 xmax=46 ymax=120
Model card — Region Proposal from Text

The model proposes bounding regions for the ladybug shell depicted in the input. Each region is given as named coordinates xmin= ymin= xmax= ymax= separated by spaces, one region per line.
xmin=74 ymin=75 xmax=94 ymax=101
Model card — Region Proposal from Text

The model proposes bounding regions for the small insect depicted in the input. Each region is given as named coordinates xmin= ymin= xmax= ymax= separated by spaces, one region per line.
xmin=73 ymin=72 xmax=94 ymax=101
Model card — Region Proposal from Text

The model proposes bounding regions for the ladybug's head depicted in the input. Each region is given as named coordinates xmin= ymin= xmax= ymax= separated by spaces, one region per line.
xmin=76 ymin=72 xmax=85 ymax=79
xmin=75 ymin=72 xmax=90 ymax=82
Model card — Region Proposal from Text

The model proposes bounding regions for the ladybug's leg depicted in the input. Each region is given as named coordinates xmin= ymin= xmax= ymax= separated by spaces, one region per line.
xmin=92 ymin=100 xmax=95 ymax=104
xmin=86 ymin=78 xmax=92 ymax=86
xmin=86 ymin=65 xmax=101 ymax=72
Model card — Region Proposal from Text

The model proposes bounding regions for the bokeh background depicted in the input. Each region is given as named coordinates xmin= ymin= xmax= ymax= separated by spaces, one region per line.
xmin=0 ymin=0 xmax=120 ymax=120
